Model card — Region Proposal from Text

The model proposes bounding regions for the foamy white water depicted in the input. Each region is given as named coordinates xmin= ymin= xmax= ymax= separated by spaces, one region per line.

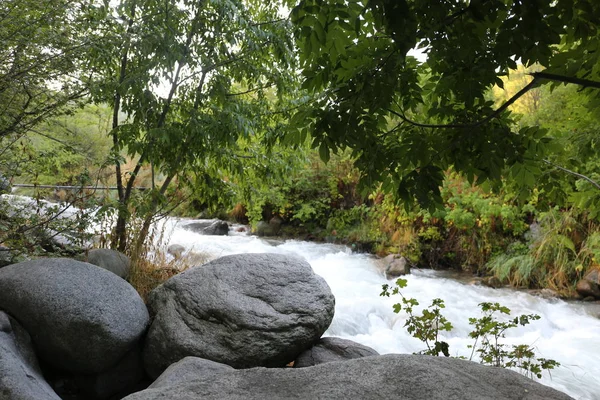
xmin=164 ymin=218 xmax=600 ymax=400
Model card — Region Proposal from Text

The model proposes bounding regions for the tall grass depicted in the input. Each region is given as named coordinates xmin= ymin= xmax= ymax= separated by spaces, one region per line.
xmin=487 ymin=209 xmax=600 ymax=294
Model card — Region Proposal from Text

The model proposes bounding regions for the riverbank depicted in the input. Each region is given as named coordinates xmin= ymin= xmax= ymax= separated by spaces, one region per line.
xmin=247 ymin=215 xmax=600 ymax=302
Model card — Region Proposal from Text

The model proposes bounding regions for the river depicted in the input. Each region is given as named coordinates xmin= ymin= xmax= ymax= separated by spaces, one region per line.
xmin=2 ymin=192 xmax=598 ymax=400
xmin=161 ymin=218 xmax=600 ymax=400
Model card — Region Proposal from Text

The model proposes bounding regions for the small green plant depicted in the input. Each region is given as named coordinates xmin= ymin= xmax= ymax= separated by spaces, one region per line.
xmin=467 ymin=302 xmax=560 ymax=379
xmin=381 ymin=278 xmax=453 ymax=357
xmin=381 ymin=280 xmax=560 ymax=379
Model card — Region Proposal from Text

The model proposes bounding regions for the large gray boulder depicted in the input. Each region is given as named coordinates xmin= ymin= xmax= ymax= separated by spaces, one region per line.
xmin=294 ymin=337 xmax=379 ymax=367
xmin=142 ymin=253 xmax=335 ymax=377
xmin=123 ymin=354 xmax=572 ymax=400
xmin=0 ymin=258 xmax=149 ymax=374
xmin=0 ymin=311 xmax=61 ymax=400
xmin=86 ymin=248 xmax=131 ymax=278
xmin=149 ymin=357 xmax=233 ymax=389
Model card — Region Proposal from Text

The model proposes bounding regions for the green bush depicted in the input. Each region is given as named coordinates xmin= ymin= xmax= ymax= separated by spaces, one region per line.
xmin=381 ymin=279 xmax=560 ymax=379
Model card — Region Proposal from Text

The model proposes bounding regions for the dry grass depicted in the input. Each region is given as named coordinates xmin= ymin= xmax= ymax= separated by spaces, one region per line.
xmin=125 ymin=220 xmax=210 ymax=302
xmin=128 ymin=248 xmax=181 ymax=303
xmin=128 ymin=248 xmax=212 ymax=302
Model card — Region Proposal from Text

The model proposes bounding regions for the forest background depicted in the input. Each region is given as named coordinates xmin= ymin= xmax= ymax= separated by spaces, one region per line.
xmin=1 ymin=0 xmax=600 ymax=298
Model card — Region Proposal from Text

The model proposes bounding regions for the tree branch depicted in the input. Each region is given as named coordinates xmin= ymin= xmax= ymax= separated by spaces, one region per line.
xmin=543 ymin=160 xmax=600 ymax=191
xmin=388 ymin=76 xmax=542 ymax=129
xmin=530 ymin=72 xmax=600 ymax=89
xmin=226 ymin=83 xmax=275 ymax=97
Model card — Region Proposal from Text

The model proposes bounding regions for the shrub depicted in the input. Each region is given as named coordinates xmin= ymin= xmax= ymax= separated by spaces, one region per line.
xmin=381 ymin=279 xmax=560 ymax=379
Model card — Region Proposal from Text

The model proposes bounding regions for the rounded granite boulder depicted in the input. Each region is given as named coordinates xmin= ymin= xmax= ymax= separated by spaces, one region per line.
xmin=142 ymin=253 xmax=335 ymax=377
xmin=123 ymin=354 xmax=573 ymax=400
xmin=0 ymin=258 xmax=149 ymax=374
xmin=0 ymin=311 xmax=60 ymax=400
xmin=86 ymin=248 xmax=131 ymax=279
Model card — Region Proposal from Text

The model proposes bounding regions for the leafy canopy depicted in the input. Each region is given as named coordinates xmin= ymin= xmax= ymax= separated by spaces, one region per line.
xmin=82 ymin=0 xmax=299 ymax=250
xmin=284 ymin=0 xmax=600 ymax=207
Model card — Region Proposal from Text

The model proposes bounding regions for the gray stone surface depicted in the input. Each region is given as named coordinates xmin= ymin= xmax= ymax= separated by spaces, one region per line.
xmin=167 ymin=244 xmax=186 ymax=258
xmin=86 ymin=248 xmax=131 ymax=278
xmin=183 ymin=220 xmax=229 ymax=235
xmin=0 ymin=245 xmax=13 ymax=268
xmin=123 ymin=354 xmax=572 ymax=400
xmin=149 ymin=357 xmax=233 ymax=389
xmin=0 ymin=311 xmax=61 ymax=400
xmin=142 ymin=253 xmax=335 ymax=377
xmin=49 ymin=344 xmax=146 ymax=400
xmin=576 ymin=279 xmax=600 ymax=299
xmin=384 ymin=255 xmax=410 ymax=277
xmin=576 ymin=268 xmax=600 ymax=299
xmin=294 ymin=337 xmax=379 ymax=367
xmin=0 ymin=258 xmax=149 ymax=374
xmin=202 ymin=220 xmax=229 ymax=235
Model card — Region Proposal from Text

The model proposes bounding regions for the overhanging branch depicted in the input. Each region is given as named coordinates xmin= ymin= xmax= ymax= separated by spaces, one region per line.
xmin=543 ymin=160 xmax=600 ymax=191
xmin=388 ymin=77 xmax=541 ymax=129
xmin=391 ymin=71 xmax=600 ymax=130
xmin=531 ymin=72 xmax=600 ymax=89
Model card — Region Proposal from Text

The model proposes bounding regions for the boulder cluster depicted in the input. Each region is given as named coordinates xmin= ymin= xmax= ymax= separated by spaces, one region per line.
xmin=0 ymin=251 xmax=572 ymax=400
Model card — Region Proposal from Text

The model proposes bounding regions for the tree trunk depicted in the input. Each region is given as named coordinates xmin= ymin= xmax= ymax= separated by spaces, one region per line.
xmin=132 ymin=174 xmax=175 ymax=255
xmin=110 ymin=1 xmax=138 ymax=251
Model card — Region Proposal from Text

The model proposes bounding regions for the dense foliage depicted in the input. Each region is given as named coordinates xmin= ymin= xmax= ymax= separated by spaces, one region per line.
xmin=284 ymin=0 xmax=600 ymax=207
xmin=2 ymin=0 xmax=600 ymax=297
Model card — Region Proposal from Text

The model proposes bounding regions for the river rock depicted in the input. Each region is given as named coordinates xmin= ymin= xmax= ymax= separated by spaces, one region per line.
xmin=380 ymin=254 xmax=410 ymax=278
xmin=167 ymin=244 xmax=186 ymax=258
xmin=255 ymin=221 xmax=273 ymax=236
xmin=0 ymin=258 xmax=149 ymax=374
xmin=576 ymin=279 xmax=600 ymax=299
xmin=254 ymin=217 xmax=283 ymax=237
xmin=269 ymin=216 xmax=283 ymax=233
xmin=86 ymin=248 xmax=131 ymax=278
xmin=149 ymin=357 xmax=233 ymax=389
xmin=576 ymin=268 xmax=600 ymax=299
xmin=0 ymin=311 xmax=61 ymax=400
xmin=294 ymin=337 xmax=379 ymax=367
xmin=481 ymin=276 xmax=503 ymax=289
xmin=122 ymin=354 xmax=572 ymax=400
xmin=183 ymin=220 xmax=229 ymax=235
xmin=142 ymin=253 xmax=335 ymax=377
xmin=576 ymin=268 xmax=600 ymax=298
xmin=203 ymin=220 xmax=229 ymax=235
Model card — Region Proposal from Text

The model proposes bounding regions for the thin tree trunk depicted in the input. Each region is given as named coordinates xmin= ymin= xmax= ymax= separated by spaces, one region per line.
xmin=112 ymin=1 xmax=137 ymax=251
xmin=129 ymin=10 xmax=202 ymax=253
xmin=133 ymin=174 xmax=175 ymax=255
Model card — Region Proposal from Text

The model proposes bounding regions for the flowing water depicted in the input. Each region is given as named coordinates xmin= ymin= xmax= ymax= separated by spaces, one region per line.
xmin=3 ymin=192 xmax=598 ymax=400
xmin=4 ymin=192 xmax=599 ymax=399
xmin=163 ymin=218 xmax=600 ymax=400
